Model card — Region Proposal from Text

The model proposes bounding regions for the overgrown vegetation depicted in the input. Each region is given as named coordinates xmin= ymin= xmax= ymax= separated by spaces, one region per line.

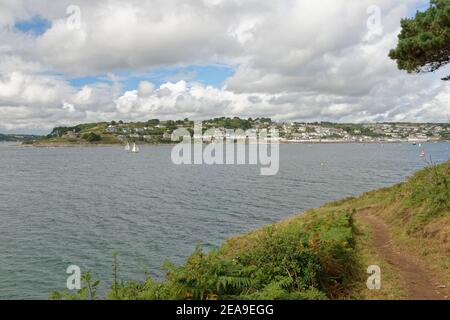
xmin=370 ymin=158 xmax=450 ymax=236
xmin=52 ymin=210 xmax=359 ymax=300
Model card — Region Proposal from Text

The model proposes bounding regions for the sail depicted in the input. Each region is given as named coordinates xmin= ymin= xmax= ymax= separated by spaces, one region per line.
xmin=124 ymin=142 xmax=130 ymax=151
xmin=419 ymin=148 xmax=426 ymax=158
xmin=132 ymin=143 xmax=139 ymax=153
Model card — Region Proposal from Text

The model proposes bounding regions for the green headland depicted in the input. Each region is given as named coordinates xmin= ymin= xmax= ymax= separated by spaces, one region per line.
xmin=21 ymin=118 xmax=450 ymax=146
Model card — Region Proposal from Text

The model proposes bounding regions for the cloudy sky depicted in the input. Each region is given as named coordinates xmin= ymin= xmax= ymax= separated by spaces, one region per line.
xmin=0 ymin=0 xmax=449 ymax=133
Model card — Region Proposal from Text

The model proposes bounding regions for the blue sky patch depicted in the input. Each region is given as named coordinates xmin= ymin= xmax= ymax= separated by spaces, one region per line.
xmin=68 ymin=64 xmax=236 ymax=92
xmin=408 ymin=1 xmax=432 ymax=18
xmin=14 ymin=15 xmax=51 ymax=36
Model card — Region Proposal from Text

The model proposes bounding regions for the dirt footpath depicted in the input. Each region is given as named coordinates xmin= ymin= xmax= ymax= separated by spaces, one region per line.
xmin=358 ymin=210 xmax=449 ymax=300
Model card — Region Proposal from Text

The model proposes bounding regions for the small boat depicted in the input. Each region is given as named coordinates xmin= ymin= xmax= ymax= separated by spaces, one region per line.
xmin=419 ymin=148 xmax=426 ymax=158
xmin=131 ymin=143 xmax=140 ymax=153
xmin=124 ymin=142 xmax=131 ymax=151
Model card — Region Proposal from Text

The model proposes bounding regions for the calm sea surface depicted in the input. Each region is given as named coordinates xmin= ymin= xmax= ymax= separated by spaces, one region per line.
xmin=0 ymin=142 xmax=449 ymax=299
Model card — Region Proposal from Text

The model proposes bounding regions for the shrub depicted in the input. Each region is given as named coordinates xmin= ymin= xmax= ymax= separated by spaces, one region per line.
xmin=108 ymin=209 xmax=358 ymax=300
xmin=82 ymin=132 xmax=102 ymax=142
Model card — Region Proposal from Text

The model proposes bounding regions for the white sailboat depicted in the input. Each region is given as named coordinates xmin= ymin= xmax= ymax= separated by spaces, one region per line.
xmin=124 ymin=142 xmax=131 ymax=151
xmin=131 ymin=143 xmax=140 ymax=153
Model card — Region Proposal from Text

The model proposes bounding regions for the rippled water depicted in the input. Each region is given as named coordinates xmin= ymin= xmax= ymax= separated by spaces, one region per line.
xmin=0 ymin=142 xmax=449 ymax=299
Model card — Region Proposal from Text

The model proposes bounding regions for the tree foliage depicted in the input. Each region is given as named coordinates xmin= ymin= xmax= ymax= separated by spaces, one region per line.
xmin=389 ymin=0 xmax=450 ymax=80
xmin=82 ymin=132 xmax=102 ymax=142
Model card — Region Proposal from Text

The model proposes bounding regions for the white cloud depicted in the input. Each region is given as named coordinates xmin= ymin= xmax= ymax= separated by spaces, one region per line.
xmin=0 ymin=0 xmax=448 ymax=133
xmin=114 ymin=78 xmax=450 ymax=124
xmin=0 ymin=71 xmax=71 ymax=107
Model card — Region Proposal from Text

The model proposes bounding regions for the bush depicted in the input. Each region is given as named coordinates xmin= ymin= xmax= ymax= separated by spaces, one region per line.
xmin=106 ymin=209 xmax=359 ymax=300
xmin=82 ymin=132 xmax=102 ymax=142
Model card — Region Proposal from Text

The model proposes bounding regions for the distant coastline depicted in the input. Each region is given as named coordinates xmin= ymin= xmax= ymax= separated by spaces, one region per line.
xmin=18 ymin=139 xmax=449 ymax=148
xmin=8 ymin=118 xmax=449 ymax=147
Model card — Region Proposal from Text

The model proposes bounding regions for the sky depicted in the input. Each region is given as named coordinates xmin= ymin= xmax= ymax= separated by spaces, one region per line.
xmin=0 ymin=0 xmax=449 ymax=134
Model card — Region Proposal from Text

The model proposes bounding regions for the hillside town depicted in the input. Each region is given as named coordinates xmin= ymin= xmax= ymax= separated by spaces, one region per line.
xmin=47 ymin=118 xmax=450 ymax=145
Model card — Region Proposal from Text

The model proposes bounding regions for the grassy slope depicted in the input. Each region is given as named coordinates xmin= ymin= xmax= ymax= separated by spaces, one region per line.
xmin=32 ymin=123 xmax=122 ymax=146
xmin=357 ymin=160 xmax=450 ymax=297
xmin=52 ymin=160 xmax=449 ymax=300
xmin=315 ymin=159 xmax=450 ymax=299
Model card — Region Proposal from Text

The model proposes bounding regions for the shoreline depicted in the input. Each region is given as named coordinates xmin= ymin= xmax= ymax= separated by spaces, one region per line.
xmin=19 ymin=140 xmax=448 ymax=148
xmin=19 ymin=143 xmax=178 ymax=148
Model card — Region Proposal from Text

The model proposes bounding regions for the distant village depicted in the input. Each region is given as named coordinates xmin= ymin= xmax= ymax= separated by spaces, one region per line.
xmin=277 ymin=122 xmax=449 ymax=143
xmin=51 ymin=118 xmax=450 ymax=144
